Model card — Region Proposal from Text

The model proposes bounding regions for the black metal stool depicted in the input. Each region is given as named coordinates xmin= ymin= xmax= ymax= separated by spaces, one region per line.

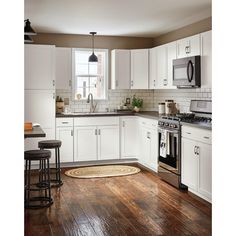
xmin=38 ymin=140 xmax=63 ymax=187
xmin=24 ymin=149 xmax=53 ymax=209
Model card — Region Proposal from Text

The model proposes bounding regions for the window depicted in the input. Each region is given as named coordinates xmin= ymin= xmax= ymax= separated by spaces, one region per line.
xmin=72 ymin=48 xmax=108 ymax=100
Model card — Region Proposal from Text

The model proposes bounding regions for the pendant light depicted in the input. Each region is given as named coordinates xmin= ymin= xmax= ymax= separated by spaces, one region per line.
xmin=24 ymin=19 xmax=37 ymax=35
xmin=88 ymin=32 xmax=98 ymax=62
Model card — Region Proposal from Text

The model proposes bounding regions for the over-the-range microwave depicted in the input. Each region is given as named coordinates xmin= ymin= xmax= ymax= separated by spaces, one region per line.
xmin=173 ymin=55 xmax=201 ymax=88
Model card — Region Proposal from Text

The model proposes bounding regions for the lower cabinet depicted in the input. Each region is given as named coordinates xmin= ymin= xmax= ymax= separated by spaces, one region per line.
xmin=56 ymin=118 xmax=74 ymax=162
xmin=120 ymin=117 xmax=139 ymax=159
xmin=139 ymin=118 xmax=158 ymax=172
xmin=74 ymin=117 xmax=120 ymax=162
xmin=181 ymin=125 xmax=212 ymax=202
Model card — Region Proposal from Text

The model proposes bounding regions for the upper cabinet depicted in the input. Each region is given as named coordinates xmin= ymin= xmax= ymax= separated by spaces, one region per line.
xmin=150 ymin=42 xmax=177 ymax=89
xmin=200 ymin=30 xmax=212 ymax=88
xmin=131 ymin=49 xmax=149 ymax=89
xmin=55 ymin=47 xmax=72 ymax=90
xmin=111 ymin=49 xmax=130 ymax=89
xmin=177 ymin=34 xmax=201 ymax=58
xmin=24 ymin=44 xmax=55 ymax=90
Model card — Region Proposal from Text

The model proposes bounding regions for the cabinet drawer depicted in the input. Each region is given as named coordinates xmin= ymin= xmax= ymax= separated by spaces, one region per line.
xmin=74 ymin=117 xmax=119 ymax=126
xmin=139 ymin=117 xmax=158 ymax=129
xmin=56 ymin=118 xmax=74 ymax=127
xmin=182 ymin=125 xmax=211 ymax=144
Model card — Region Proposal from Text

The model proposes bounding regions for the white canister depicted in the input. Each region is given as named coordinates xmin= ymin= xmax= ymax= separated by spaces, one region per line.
xmin=158 ymin=103 xmax=165 ymax=114
xmin=165 ymin=100 xmax=174 ymax=115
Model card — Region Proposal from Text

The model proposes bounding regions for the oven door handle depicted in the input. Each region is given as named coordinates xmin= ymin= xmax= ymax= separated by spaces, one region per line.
xmin=158 ymin=127 xmax=179 ymax=135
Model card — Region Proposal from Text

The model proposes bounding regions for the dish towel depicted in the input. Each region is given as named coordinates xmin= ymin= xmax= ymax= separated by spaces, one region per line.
xmin=160 ymin=130 xmax=169 ymax=158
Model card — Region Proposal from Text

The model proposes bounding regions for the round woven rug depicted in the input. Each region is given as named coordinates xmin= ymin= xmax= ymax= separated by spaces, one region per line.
xmin=65 ymin=165 xmax=141 ymax=179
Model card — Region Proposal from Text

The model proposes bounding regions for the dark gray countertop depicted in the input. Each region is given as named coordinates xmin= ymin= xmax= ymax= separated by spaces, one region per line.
xmin=56 ymin=111 xmax=211 ymax=130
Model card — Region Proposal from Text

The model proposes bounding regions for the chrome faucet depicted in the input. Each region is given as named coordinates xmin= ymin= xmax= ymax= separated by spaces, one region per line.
xmin=87 ymin=93 xmax=97 ymax=113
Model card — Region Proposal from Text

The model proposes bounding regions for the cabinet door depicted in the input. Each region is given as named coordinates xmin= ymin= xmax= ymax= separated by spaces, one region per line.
xmin=198 ymin=142 xmax=212 ymax=201
xmin=177 ymin=34 xmax=200 ymax=58
xmin=166 ymin=42 xmax=177 ymax=89
xmin=149 ymin=47 xmax=157 ymax=89
xmin=181 ymin=138 xmax=198 ymax=191
xmin=121 ymin=117 xmax=138 ymax=158
xmin=24 ymin=90 xmax=55 ymax=129
xmin=74 ymin=127 xmax=97 ymax=161
xmin=98 ymin=126 xmax=120 ymax=160
xmin=56 ymin=127 xmax=74 ymax=163
xmin=56 ymin=47 xmax=72 ymax=90
xmin=25 ymin=44 xmax=55 ymax=89
xmin=111 ymin=50 xmax=130 ymax=89
xmin=156 ymin=45 xmax=167 ymax=89
xmin=131 ymin=49 xmax=149 ymax=89
xmin=149 ymin=129 xmax=158 ymax=172
xmin=139 ymin=126 xmax=151 ymax=165
xmin=201 ymin=31 xmax=212 ymax=88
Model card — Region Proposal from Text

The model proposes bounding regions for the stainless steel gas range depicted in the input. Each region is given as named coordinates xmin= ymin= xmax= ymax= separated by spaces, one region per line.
xmin=157 ymin=100 xmax=212 ymax=189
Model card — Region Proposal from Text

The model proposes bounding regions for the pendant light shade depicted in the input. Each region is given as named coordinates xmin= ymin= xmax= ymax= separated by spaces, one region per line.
xmin=88 ymin=32 xmax=98 ymax=62
xmin=24 ymin=19 xmax=37 ymax=35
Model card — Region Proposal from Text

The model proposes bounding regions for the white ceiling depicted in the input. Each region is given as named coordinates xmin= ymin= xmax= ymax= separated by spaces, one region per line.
xmin=24 ymin=0 xmax=211 ymax=38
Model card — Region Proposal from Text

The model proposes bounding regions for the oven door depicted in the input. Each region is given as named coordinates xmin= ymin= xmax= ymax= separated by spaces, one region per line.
xmin=158 ymin=127 xmax=180 ymax=175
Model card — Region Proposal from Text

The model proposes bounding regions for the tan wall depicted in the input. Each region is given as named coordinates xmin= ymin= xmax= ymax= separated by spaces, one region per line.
xmin=153 ymin=17 xmax=212 ymax=46
xmin=33 ymin=34 xmax=154 ymax=49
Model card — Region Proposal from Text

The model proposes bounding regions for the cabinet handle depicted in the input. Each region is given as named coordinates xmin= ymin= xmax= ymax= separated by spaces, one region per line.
xmin=122 ymin=121 xmax=125 ymax=127
xmin=204 ymin=136 xmax=210 ymax=139
xmin=186 ymin=132 xmax=191 ymax=135
xmin=194 ymin=146 xmax=197 ymax=155
xmin=71 ymin=130 xmax=73 ymax=136
xmin=98 ymin=129 xmax=101 ymax=135
xmin=62 ymin=122 xmax=69 ymax=124
xmin=69 ymin=80 xmax=72 ymax=87
xmin=147 ymin=132 xmax=151 ymax=139
xmin=197 ymin=146 xmax=200 ymax=155
xmin=53 ymin=80 xmax=55 ymax=86
xmin=131 ymin=80 xmax=133 ymax=87
xmin=53 ymin=93 xmax=55 ymax=99
xmin=185 ymin=46 xmax=188 ymax=54
xmin=95 ymin=129 xmax=97 ymax=135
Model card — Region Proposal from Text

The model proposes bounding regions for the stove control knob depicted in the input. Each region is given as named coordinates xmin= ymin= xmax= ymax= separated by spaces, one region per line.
xmin=164 ymin=122 xmax=169 ymax=127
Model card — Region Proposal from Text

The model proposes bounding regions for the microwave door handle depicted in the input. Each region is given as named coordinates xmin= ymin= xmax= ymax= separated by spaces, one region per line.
xmin=187 ymin=60 xmax=194 ymax=82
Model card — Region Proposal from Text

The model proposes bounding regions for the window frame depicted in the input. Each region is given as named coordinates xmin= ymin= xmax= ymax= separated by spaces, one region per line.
xmin=72 ymin=48 xmax=109 ymax=101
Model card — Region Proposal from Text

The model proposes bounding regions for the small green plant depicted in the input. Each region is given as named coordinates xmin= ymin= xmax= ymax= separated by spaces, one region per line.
xmin=131 ymin=95 xmax=143 ymax=108
xmin=56 ymin=96 xmax=64 ymax=102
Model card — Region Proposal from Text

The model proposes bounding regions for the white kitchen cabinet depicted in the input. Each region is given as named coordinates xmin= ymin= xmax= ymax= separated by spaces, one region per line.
xmin=56 ymin=118 xmax=74 ymax=163
xmin=131 ymin=49 xmax=149 ymax=89
xmin=98 ymin=126 xmax=119 ymax=160
xmin=24 ymin=44 xmax=55 ymax=90
xmin=156 ymin=45 xmax=167 ymax=89
xmin=139 ymin=118 xmax=158 ymax=172
xmin=177 ymin=34 xmax=201 ymax=58
xmin=74 ymin=126 xmax=97 ymax=161
xmin=74 ymin=117 xmax=120 ymax=162
xmin=149 ymin=47 xmax=157 ymax=89
xmin=201 ymin=30 xmax=212 ymax=88
xmin=181 ymin=125 xmax=212 ymax=202
xmin=121 ymin=117 xmax=139 ymax=159
xmin=55 ymin=47 xmax=72 ymax=90
xmin=111 ymin=49 xmax=130 ymax=89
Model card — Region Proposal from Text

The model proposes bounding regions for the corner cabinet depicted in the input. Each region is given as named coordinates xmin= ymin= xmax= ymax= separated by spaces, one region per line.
xmin=131 ymin=49 xmax=149 ymax=89
xmin=73 ymin=117 xmax=120 ymax=162
xmin=181 ymin=125 xmax=212 ymax=202
xmin=111 ymin=49 xmax=130 ymax=89
xmin=120 ymin=116 xmax=139 ymax=159
xmin=55 ymin=47 xmax=72 ymax=90
xmin=24 ymin=44 xmax=55 ymax=90
xmin=139 ymin=118 xmax=158 ymax=172
xmin=177 ymin=34 xmax=201 ymax=58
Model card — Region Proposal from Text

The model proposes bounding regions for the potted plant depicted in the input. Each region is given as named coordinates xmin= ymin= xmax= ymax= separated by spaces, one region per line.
xmin=131 ymin=95 xmax=143 ymax=112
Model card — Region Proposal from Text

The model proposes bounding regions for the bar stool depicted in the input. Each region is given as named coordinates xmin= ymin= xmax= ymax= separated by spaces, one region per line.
xmin=24 ymin=149 xmax=53 ymax=209
xmin=38 ymin=140 xmax=63 ymax=187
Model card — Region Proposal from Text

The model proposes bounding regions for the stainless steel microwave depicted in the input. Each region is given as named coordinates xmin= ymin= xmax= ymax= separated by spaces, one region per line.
xmin=173 ymin=55 xmax=201 ymax=88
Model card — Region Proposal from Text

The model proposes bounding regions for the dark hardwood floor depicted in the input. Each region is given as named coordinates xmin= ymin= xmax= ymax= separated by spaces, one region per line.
xmin=25 ymin=165 xmax=211 ymax=236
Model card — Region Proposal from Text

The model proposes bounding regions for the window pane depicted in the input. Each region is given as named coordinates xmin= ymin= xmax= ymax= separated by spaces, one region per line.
xmin=76 ymin=64 xmax=88 ymax=75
